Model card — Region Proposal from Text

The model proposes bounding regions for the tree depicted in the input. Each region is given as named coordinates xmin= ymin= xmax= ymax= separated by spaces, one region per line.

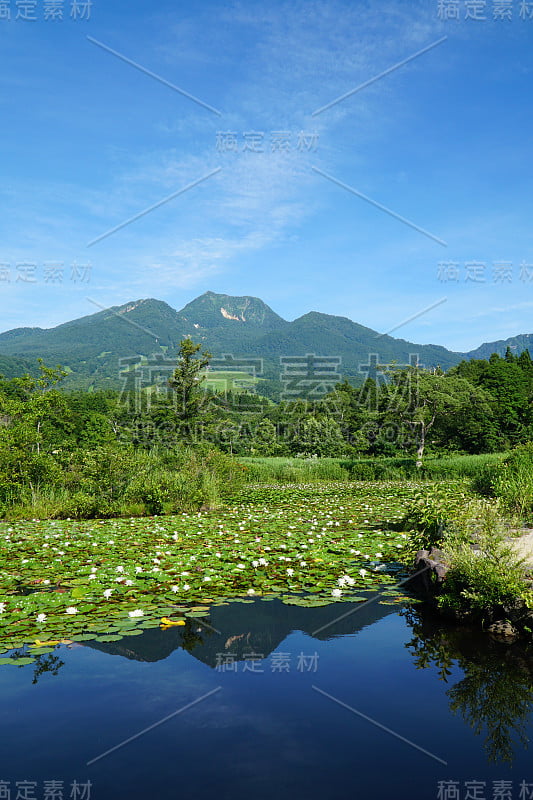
xmin=250 ymin=418 xmax=281 ymax=456
xmin=168 ymin=338 xmax=212 ymax=429
xmin=383 ymin=367 xmax=494 ymax=466
xmin=1 ymin=360 xmax=68 ymax=454
xmin=289 ymin=415 xmax=347 ymax=457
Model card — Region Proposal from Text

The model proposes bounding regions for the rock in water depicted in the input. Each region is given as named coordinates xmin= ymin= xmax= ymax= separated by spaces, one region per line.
xmin=487 ymin=620 xmax=519 ymax=641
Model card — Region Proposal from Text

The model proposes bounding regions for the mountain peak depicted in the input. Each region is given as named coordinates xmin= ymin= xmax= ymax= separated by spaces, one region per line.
xmin=178 ymin=291 xmax=287 ymax=329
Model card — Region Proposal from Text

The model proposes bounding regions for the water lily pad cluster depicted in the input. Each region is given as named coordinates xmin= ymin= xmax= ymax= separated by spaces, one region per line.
xmin=0 ymin=481 xmax=464 ymax=657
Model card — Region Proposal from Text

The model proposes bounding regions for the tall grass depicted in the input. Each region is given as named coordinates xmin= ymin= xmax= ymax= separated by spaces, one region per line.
xmin=475 ymin=443 xmax=533 ymax=520
xmin=0 ymin=445 xmax=247 ymax=520
xmin=239 ymin=457 xmax=351 ymax=483
xmin=239 ymin=452 xmax=507 ymax=484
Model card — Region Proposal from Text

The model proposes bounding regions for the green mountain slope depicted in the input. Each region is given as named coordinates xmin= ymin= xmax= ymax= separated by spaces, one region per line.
xmin=467 ymin=334 xmax=533 ymax=361
xmin=0 ymin=291 xmax=530 ymax=390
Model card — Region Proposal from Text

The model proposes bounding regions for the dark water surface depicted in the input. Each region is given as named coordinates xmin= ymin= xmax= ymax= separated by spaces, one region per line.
xmin=1 ymin=596 xmax=533 ymax=800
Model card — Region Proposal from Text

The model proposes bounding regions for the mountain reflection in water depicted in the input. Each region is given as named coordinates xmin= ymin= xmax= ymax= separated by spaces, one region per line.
xmin=85 ymin=595 xmax=395 ymax=666
xmin=3 ymin=595 xmax=533 ymax=799
xmin=85 ymin=596 xmax=533 ymax=766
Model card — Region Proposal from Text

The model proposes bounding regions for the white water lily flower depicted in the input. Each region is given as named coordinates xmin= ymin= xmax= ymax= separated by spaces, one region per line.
xmin=103 ymin=589 xmax=113 ymax=599
xmin=375 ymin=553 xmax=383 ymax=558
xmin=258 ymin=558 xmax=268 ymax=566
xmin=65 ymin=607 xmax=78 ymax=615
xmin=236 ymin=564 xmax=245 ymax=570
xmin=252 ymin=560 xmax=259 ymax=568
xmin=359 ymin=569 xmax=368 ymax=578
xmin=203 ymin=576 xmax=211 ymax=582
xmin=286 ymin=568 xmax=294 ymax=577
xmin=0 ymin=603 xmax=6 ymax=613
xmin=124 ymin=580 xmax=133 ymax=586
xmin=36 ymin=613 xmax=47 ymax=623
xmin=91 ymin=567 xmax=97 ymax=573
xmin=182 ymin=584 xmax=190 ymax=591
xmin=135 ymin=567 xmax=143 ymax=573
xmin=246 ymin=589 xmax=256 ymax=596
xmin=128 ymin=609 xmax=144 ymax=618
xmin=115 ymin=566 xmax=124 ymax=573
xmin=88 ymin=574 xmax=97 ymax=580
xmin=171 ymin=585 xmax=179 ymax=593
xmin=331 ymin=588 xmax=342 ymax=598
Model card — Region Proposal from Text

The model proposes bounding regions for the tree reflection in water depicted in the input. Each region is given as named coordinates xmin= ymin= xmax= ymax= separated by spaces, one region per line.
xmin=31 ymin=652 xmax=65 ymax=684
xmin=402 ymin=606 xmax=533 ymax=764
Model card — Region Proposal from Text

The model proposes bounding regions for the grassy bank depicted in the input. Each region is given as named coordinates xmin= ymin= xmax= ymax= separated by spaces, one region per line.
xmin=239 ymin=452 xmax=507 ymax=484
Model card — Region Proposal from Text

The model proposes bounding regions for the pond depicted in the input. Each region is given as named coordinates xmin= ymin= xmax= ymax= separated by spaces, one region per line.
xmin=1 ymin=594 xmax=533 ymax=800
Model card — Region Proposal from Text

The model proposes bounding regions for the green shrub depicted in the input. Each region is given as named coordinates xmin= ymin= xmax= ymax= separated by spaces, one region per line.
xmin=471 ymin=464 xmax=499 ymax=497
xmin=51 ymin=491 xmax=120 ymax=519
xmin=140 ymin=488 xmax=164 ymax=516
xmin=401 ymin=485 xmax=473 ymax=552
xmin=489 ymin=443 xmax=533 ymax=518
xmin=438 ymin=506 xmax=529 ymax=618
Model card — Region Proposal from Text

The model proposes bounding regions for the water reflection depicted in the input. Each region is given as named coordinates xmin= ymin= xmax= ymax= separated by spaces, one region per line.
xmin=7 ymin=593 xmax=533 ymax=767
xmin=31 ymin=652 xmax=65 ymax=684
xmin=87 ymin=594 xmax=395 ymax=667
xmin=403 ymin=605 xmax=533 ymax=764
xmin=7 ymin=648 xmax=65 ymax=684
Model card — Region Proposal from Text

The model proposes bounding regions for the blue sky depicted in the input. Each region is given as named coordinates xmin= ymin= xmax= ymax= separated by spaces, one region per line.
xmin=0 ymin=0 xmax=532 ymax=352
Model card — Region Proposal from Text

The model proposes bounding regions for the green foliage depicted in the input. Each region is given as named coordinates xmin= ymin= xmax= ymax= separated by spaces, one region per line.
xmin=489 ymin=442 xmax=533 ymax=518
xmin=401 ymin=485 xmax=472 ymax=552
xmin=138 ymin=488 xmax=164 ymax=516
xmin=438 ymin=505 xmax=528 ymax=618
xmin=52 ymin=491 xmax=120 ymax=520
xmin=168 ymin=338 xmax=212 ymax=425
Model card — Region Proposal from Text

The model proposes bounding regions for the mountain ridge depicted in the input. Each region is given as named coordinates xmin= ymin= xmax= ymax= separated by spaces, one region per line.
xmin=0 ymin=291 xmax=531 ymax=390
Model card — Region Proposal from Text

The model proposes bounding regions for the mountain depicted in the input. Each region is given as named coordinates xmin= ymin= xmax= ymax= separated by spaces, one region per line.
xmin=179 ymin=291 xmax=286 ymax=330
xmin=0 ymin=354 xmax=38 ymax=379
xmin=467 ymin=333 xmax=533 ymax=362
xmin=0 ymin=291 xmax=530 ymax=391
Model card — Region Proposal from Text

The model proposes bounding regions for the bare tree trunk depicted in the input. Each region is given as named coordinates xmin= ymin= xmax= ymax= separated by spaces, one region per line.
xmin=416 ymin=424 xmax=425 ymax=468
